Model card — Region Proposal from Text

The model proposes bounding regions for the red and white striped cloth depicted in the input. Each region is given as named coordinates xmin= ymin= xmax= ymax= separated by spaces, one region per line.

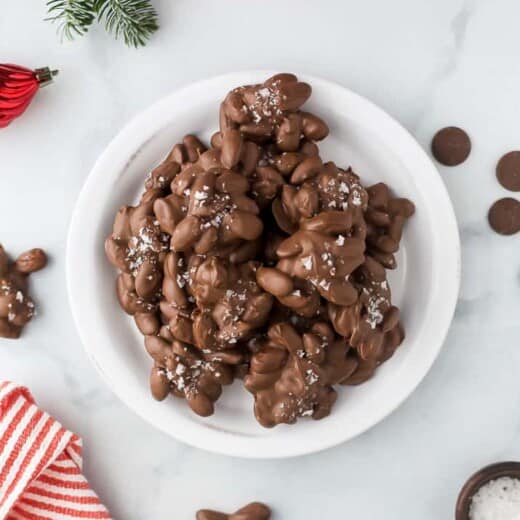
xmin=0 ymin=382 xmax=111 ymax=520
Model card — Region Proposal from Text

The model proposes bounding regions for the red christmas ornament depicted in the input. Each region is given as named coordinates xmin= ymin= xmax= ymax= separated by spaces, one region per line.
xmin=0 ymin=64 xmax=58 ymax=128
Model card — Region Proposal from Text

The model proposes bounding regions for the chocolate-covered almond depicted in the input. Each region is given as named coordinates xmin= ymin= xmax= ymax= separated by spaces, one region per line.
xmin=276 ymin=114 xmax=302 ymax=152
xmin=170 ymin=216 xmax=202 ymax=251
xmin=216 ymin=170 xmax=249 ymax=195
xmin=264 ymin=72 xmax=297 ymax=86
xmin=153 ymin=195 xmax=185 ymax=235
xmin=168 ymin=143 xmax=188 ymax=164
xmin=256 ymin=267 xmax=293 ymax=296
xmin=278 ymin=80 xmax=312 ymax=111
xmin=223 ymin=92 xmax=250 ymax=124
xmin=197 ymin=511 xmax=228 ymax=520
xmin=227 ymin=211 xmax=263 ymax=241
xmin=183 ymin=134 xmax=206 ymax=162
xmin=343 ymin=359 xmax=377 ymax=386
xmin=240 ymin=141 xmax=261 ymax=175
xmin=135 ymin=312 xmax=160 ymax=336
xmin=150 ymin=366 xmax=170 ymax=401
xmin=382 ymin=306 xmax=400 ymax=333
xmin=388 ymin=197 xmax=415 ymax=218
xmin=252 ymin=166 xmax=284 ymax=205
xmin=0 ymin=245 xmax=9 ymax=277
xmin=144 ymin=335 xmax=172 ymax=363
xmin=15 ymin=248 xmax=47 ymax=273
xmin=221 ymin=129 xmax=243 ymax=169
xmin=105 ymin=237 xmax=128 ymax=271
xmin=199 ymin=148 xmax=223 ymax=170
xmin=145 ymin=160 xmax=180 ymax=191
xmin=294 ymin=186 xmax=319 ymax=218
xmin=112 ymin=206 xmax=133 ymax=239
xmin=290 ymin=155 xmax=323 ymax=184
xmin=231 ymin=502 xmax=271 ymax=520
xmin=275 ymin=152 xmax=304 ymax=175
xmin=135 ymin=260 xmax=161 ymax=300
xmin=186 ymin=391 xmax=214 ymax=417
xmin=301 ymin=112 xmax=329 ymax=141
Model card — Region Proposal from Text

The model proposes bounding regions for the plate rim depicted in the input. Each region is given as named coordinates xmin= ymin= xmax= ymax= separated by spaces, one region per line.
xmin=66 ymin=70 xmax=461 ymax=458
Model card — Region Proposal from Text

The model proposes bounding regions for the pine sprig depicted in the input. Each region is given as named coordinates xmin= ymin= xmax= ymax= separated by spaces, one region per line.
xmin=46 ymin=0 xmax=97 ymax=39
xmin=45 ymin=0 xmax=159 ymax=47
xmin=98 ymin=0 xmax=159 ymax=48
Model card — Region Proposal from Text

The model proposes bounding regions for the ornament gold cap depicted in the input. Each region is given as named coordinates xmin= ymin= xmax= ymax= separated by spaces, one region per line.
xmin=34 ymin=67 xmax=59 ymax=87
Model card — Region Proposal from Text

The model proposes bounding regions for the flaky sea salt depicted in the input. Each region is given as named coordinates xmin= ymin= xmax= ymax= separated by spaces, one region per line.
xmin=338 ymin=181 xmax=349 ymax=193
xmin=351 ymin=190 xmax=362 ymax=206
xmin=176 ymin=274 xmax=186 ymax=288
xmin=365 ymin=295 xmax=385 ymax=329
xmin=194 ymin=190 xmax=208 ymax=201
xmin=470 ymin=477 xmax=520 ymax=520
xmin=305 ymin=369 xmax=319 ymax=385
xmin=318 ymin=279 xmax=330 ymax=291
xmin=301 ymin=256 xmax=313 ymax=270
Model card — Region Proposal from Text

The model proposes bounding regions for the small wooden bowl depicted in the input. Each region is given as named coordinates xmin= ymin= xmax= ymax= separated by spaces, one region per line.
xmin=455 ymin=461 xmax=520 ymax=519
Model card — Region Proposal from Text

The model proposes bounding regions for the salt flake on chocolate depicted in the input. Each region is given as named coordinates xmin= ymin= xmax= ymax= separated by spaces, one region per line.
xmin=301 ymin=256 xmax=313 ymax=270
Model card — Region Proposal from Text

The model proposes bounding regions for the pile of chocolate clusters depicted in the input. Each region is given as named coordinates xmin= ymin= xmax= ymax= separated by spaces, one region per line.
xmin=105 ymin=73 xmax=415 ymax=427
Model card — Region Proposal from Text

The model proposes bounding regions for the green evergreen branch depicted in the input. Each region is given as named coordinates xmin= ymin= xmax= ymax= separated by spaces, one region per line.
xmin=46 ymin=0 xmax=97 ymax=39
xmin=98 ymin=0 xmax=158 ymax=48
xmin=45 ymin=0 xmax=159 ymax=47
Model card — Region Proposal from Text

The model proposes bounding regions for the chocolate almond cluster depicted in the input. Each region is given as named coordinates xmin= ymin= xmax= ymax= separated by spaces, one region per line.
xmin=197 ymin=502 xmax=271 ymax=520
xmin=0 ymin=245 xmax=46 ymax=339
xmin=105 ymin=73 xmax=415 ymax=427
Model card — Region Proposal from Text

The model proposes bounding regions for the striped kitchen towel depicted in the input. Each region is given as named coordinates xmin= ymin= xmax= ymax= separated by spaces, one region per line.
xmin=0 ymin=381 xmax=111 ymax=519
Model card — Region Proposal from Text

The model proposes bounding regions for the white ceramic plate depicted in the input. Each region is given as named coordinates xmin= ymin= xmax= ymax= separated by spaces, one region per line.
xmin=66 ymin=71 xmax=460 ymax=458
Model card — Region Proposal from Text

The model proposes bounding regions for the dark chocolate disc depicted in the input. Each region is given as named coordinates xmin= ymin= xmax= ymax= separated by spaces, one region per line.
xmin=431 ymin=127 xmax=471 ymax=166
xmin=496 ymin=151 xmax=520 ymax=191
xmin=488 ymin=197 xmax=520 ymax=235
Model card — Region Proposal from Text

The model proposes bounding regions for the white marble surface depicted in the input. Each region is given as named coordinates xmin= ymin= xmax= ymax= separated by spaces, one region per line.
xmin=1 ymin=0 xmax=520 ymax=518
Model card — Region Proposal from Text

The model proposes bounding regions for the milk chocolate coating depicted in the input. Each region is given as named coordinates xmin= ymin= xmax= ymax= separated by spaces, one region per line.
xmin=105 ymin=73 xmax=414 ymax=426
xmin=431 ymin=126 xmax=471 ymax=166
xmin=160 ymin=251 xmax=273 ymax=354
xmin=146 ymin=337 xmax=234 ymax=416
xmin=488 ymin=197 xmax=520 ymax=235
xmin=221 ymin=74 xmax=314 ymax=140
xmin=496 ymin=151 xmax=520 ymax=192
xmin=197 ymin=502 xmax=271 ymax=520
xmin=15 ymin=248 xmax=47 ymax=273
xmin=273 ymin=164 xmax=368 ymax=234
xmin=169 ymin=166 xmax=263 ymax=255
xmin=0 ymin=244 xmax=43 ymax=339
xmin=328 ymin=257 xmax=405 ymax=380
xmin=244 ymin=322 xmax=357 ymax=427
xmin=365 ymin=183 xmax=415 ymax=269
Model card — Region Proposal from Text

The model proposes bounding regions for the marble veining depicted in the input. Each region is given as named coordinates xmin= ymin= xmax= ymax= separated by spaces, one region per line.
xmin=2 ymin=0 xmax=520 ymax=518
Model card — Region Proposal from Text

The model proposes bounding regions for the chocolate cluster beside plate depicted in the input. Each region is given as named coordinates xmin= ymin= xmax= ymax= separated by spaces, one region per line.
xmin=105 ymin=73 xmax=415 ymax=428
xmin=197 ymin=501 xmax=271 ymax=520
xmin=0 ymin=245 xmax=46 ymax=339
